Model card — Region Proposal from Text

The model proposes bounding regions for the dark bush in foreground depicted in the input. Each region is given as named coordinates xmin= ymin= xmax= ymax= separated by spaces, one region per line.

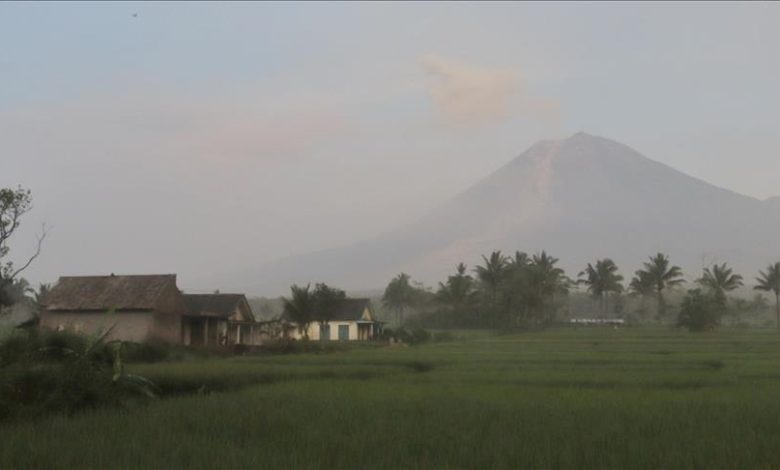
xmin=0 ymin=330 xmax=157 ymax=421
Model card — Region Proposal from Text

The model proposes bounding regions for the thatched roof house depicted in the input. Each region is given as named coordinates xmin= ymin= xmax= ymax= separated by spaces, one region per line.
xmin=182 ymin=293 xmax=258 ymax=346
xmin=39 ymin=274 xmax=185 ymax=343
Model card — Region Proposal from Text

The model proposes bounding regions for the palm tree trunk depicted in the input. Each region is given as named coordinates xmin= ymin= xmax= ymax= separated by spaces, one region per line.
xmin=657 ymin=290 xmax=665 ymax=322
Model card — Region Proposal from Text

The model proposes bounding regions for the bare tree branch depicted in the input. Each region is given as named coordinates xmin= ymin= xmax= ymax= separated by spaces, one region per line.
xmin=9 ymin=223 xmax=49 ymax=280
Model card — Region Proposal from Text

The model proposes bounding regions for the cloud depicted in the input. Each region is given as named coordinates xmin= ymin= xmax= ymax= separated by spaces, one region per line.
xmin=420 ymin=54 xmax=520 ymax=125
xmin=0 ymin=88 xmax=352 ymax=171
xmin=420 ymin=54 xmax=561 ymax=129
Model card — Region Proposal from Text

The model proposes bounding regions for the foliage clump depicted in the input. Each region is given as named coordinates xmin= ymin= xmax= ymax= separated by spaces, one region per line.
xmin=0 ymin=329 xmax=158 ymax=421
xmin=677 ymin=289 xmax=721 ymax=332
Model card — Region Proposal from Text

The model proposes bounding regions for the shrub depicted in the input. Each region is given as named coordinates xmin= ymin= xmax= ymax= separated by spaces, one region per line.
xmin=409 ymin=327 xmax=432 ymax=345
xmin=380 ymin=327 xmax=432 ymax=345
xmin=0 ymin=330 xmax=158 ymax=421
xmin=677 ymin=289 xmax=721 ymax=332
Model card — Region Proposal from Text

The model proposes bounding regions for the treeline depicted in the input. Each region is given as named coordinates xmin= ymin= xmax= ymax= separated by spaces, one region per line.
xmin=381 ymin=251 xmax=780 ymax=332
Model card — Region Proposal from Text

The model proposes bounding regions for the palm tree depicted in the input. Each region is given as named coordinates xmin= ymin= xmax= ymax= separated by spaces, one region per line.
xmin=529 ymin=251 xmax=570 ymax=324
xmin=628 ymin=270 xmax=655 ymax=318
xmin=635 ymin=253 xmax=685 ymax=320
xmin=282 ymin=284 xmax=315 ymax=340
xmin=436 ymin=263 xmax=477 ymax=310
xmin=383 ymin=273 xmax=415 ymax=326
xmin=474 ymin=251 xmax=510 ymax=302
xmin=754 ymin=262 xmax=780 ymax=330
xmin=697 ymin=263 xmax=743 ymax=307
xmin=508 ymin=251 xmax=531 ymax=270
xmin=578 ymin=259 xmax=624 ymax=315
xmin=33 ymin=282 xmax=50 ymax=305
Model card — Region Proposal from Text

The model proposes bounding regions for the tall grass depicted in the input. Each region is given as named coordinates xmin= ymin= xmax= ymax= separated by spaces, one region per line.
xmin=4 ymin=327 xmax=780 ymax=468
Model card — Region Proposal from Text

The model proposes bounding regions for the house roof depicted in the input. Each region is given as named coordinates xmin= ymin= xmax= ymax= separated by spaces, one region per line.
xmin=332 ymin=298 xmax=373 ymax=321
xmin=43 ymin=274 xmax=178 ymax=311
xmin=282 ymin=298 xmax=374 ymax=322
xmin=183 ymin=293 xmax=254 ymax=321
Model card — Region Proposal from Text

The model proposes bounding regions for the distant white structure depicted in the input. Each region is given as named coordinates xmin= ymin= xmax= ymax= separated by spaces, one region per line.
xmin=569 ymin=318 xmax=625 ymax=327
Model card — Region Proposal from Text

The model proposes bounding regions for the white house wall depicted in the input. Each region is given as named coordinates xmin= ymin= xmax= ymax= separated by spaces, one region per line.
xmin=288 ymin=322 xmax=363 ymax=341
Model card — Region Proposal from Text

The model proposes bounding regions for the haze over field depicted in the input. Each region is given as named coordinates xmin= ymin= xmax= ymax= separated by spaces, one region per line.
xmin=2 ymin=3 xmax=780 ymax=294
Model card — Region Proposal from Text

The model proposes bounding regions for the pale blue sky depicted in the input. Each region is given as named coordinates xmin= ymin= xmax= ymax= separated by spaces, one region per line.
xmin=2 ymin=2 xmax=779 ymax=289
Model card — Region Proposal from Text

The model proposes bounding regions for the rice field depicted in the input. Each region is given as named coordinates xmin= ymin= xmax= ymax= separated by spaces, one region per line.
xmin=3 ymin=327 xmax=780 ymax=469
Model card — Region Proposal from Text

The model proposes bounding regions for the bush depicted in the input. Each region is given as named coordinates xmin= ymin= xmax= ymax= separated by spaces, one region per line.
xmin=677 ymin=289 xmax=721 ymax=332
xmin=380 ymin=327 xmax=432 ymax=345
xmin=0 ymin=330 xmax=158 ymax=421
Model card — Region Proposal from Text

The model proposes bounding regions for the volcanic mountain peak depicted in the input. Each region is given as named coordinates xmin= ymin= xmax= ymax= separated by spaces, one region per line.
xmin=210 ymin=133 xmax=780 ymax=295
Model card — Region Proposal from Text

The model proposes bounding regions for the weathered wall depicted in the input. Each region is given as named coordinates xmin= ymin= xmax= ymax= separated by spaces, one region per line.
xmin=152 ymin=284 xmax=185 ymax=343
xmin=152 ymin=311 xmax=182 ymax=343
xmin=39 ymin=311 xmax=154 ymax=342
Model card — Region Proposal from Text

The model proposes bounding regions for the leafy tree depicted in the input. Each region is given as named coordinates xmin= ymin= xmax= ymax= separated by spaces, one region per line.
xmin=0 ymin=187 xmax=47 ymax=314
xmin=754 ymin=262 xmax=780 ymax=330
xmin=578 ymin=259 xmax=624 ymax=315
xmin=436 ymin=263 xmax=477 ymax=311
xmin=677 ymin=289 xmax=720 ymax=332
xmin=282 ymin=284 xmax=315 ymax=340
xmin=311 ymin=283 xmax=346 ymax=337
xmin=0 ymin=277 xmax=33 ymax=306
xmin=635 ymin=253 xmax=685 ymax=320
xmin=697 ymin=263 xmax=743 ymax=308
xmin=383 ymin=273 xmax=416 ymax=326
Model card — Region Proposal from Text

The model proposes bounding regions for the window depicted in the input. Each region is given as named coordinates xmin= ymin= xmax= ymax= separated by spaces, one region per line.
xmin=338 ymin=324 xmax=349 ymax=340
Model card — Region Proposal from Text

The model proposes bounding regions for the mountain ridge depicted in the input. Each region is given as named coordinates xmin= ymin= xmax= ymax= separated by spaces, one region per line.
xmin=210 ymin=133 xmax=780 ymax=295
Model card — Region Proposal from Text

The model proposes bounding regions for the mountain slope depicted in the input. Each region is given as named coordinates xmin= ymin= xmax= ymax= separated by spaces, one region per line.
xmin=218 ymin=132 xmax=780 ymax=295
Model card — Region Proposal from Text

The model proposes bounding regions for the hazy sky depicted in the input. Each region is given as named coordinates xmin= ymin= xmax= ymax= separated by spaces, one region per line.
xmin=2 ymin=2 xmax=779 ymax=291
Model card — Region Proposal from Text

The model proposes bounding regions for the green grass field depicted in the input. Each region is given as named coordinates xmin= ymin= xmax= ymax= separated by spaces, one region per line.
xmin=4 ymin=327 xmax=780 ymax=469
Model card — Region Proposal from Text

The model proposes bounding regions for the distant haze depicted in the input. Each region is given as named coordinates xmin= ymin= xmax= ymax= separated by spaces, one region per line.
xmin=1 ymin=3 xmax=779 ymax=294
xmin=213 ymin=132 xmax=780 ymax=294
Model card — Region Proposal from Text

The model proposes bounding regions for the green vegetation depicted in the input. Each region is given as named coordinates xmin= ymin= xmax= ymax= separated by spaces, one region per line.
xmin=634 ymin=253 xmax=685 ymax=321
xmin=0 ymin=329 xmax=159 ymax=421
xmin=754 ymin=262 xmax=780 ymax=330
xmin=578 ymin=258 xmax=624 ymax=315
xmin=5 ymin=328 xmax=780 ymax=468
